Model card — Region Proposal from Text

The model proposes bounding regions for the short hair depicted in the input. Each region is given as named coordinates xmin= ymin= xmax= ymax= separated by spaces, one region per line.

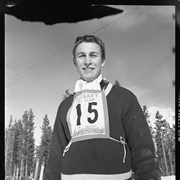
xmin=72 ymin=35 xmax=105 ymax=64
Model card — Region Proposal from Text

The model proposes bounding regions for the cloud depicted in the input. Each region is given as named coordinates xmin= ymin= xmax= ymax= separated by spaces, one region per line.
xmin=118 ymin=11 xmax=146 ymax=31
xmin=102 ymin=7 xmax=147 ymax=31
xmin=142 ymin=6 xmax=175 ymax=20
xmin=102 ymin=6 xmax=174 ymax=32
xmin=128 ymin=86 xmax=150 ymax=100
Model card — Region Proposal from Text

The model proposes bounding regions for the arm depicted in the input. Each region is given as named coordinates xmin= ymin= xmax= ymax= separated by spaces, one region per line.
xmin=122 ymin=93 xmax=161 ymax=180
xmin=44 ymin=106 xmax=70 ymax=180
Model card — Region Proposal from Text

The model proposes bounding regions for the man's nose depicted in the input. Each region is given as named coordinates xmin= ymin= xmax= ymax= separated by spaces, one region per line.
xmin=84 ymin=56 xmax=91 ymax=66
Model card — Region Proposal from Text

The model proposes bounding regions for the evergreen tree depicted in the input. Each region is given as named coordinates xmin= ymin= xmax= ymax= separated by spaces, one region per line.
xmin=170 ymin=124 xmax=175 ymax=174
xmin=21 ymin=109 xmax=35 ymax=177
xmin=5 ymin=116 xmax=13 ymax=172
xmin=5 ymin=110 xmax=35 ymax=178
xmin=37 ymin=114 xmax=53 ymax=179
xmin=114 ymin=80 xmax=121 ymax=87
xmin=142 ymin=105 xmax=155 ymax=137
xmin=12 ymin=119 xmax=24 ymax=177
xmin=35 ymin=145 xmax=42 ymax=180
xmin=27 ymin=109 xmax=36 ymax=176
xmin=163 ymin=123 xmax=175 ymax=175
xmin=62 ymin=89 xmax=71 ymax=100
xmin=154 ymin=111 xmax=171 ymax=176
xmin=33 ymin=147 xmax=39 ymax=180
xmin=5 ymin=116 xmax=15 ymax=176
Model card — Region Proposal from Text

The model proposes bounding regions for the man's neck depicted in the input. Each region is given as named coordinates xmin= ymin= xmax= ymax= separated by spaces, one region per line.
xmin=81 ymin=74 xmax=103 ymax=84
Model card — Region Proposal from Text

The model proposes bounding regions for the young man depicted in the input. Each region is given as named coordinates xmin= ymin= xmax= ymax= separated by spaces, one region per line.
xmin=44 ymin=35 xmax=161 ymax=180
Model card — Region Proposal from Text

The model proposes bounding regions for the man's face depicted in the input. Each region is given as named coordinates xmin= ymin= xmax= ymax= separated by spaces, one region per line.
xmin=74 ymin=42 xmax=105 ymax=82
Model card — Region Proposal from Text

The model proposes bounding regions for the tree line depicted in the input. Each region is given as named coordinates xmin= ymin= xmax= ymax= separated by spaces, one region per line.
xmin=5 ymin=85 xmax=175 ymax=179
xmin=5 ymin=110 xmax=52 ymax=180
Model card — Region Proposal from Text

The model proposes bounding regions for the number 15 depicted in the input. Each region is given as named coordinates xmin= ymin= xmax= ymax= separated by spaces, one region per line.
xmin=76 ymin=102 xmax=98 ymax=125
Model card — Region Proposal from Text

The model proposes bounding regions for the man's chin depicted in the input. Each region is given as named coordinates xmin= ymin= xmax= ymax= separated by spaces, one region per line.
xmin=81 ymin=76 xmax=95 ymax=82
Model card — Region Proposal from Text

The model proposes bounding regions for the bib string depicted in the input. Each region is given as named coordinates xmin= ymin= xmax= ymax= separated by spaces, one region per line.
xmin=63 ymin=141 xmax=72 ymax=156
xmin=109 ymin=136 xmax=127 ymax=163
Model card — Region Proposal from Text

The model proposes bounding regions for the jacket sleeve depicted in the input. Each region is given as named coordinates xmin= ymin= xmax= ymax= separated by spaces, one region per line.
xmin=44 ymin=105 xmax=70 ymax=180
xmin=122 ymin=93 xmax=161 ymax=180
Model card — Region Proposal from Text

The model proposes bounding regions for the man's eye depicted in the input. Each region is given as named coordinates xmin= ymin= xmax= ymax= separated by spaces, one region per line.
xmin=90 ymin=54 xmax=98 ymax=57
xmin=78 ymin=54 xmax=85 ymax=58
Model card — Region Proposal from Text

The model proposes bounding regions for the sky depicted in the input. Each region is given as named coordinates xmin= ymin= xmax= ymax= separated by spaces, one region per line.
xmin=5 ymin=5 xmax=175 ymax=146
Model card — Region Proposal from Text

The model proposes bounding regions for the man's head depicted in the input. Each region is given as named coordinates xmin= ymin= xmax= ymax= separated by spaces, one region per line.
xmin=73 ymin=35 xmax=106 ymax=64
xmin=72 ymin=35 xmax=106 ymax=82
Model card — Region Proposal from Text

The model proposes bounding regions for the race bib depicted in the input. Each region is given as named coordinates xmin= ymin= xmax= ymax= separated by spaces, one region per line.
xmin=67 ymin=90 xmax=110 ymax=142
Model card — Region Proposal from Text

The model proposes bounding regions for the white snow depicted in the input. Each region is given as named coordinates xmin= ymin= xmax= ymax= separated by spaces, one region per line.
xmin=161 ymin=175 xmax=175 ymax=180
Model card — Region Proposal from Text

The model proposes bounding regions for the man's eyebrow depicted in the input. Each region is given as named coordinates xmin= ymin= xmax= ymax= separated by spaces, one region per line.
xmin=76 ymin=52 xmax=85 ymax=56
xmin=76 ymin=51 xmax=99 ymax=55
xmin=90 ymin=52 xmax=99 ymax=54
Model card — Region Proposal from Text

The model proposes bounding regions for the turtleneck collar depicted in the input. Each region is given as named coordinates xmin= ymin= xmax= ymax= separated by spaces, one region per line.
xmin=74 ymin=74 xmax=103 ymax=93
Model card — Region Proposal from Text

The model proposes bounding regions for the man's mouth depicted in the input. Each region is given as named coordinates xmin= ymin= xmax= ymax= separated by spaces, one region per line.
xmin=82 ymin=67 xmax=95 ymax=71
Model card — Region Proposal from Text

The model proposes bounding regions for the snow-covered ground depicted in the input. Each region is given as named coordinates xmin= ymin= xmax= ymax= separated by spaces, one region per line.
xmin=161 ymin=176 xmax=175 ymax=180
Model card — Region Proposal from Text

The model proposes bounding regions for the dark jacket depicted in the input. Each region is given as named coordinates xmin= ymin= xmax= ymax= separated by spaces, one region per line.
xmin=44 ymin=83 xmax=161 ymax=180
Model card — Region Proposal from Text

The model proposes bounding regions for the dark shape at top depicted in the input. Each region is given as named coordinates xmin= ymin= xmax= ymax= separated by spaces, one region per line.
xmin=6 ymin=0 xmax=22 ymax=6
xmin=5 ymin=1 xmax=123 ymax=25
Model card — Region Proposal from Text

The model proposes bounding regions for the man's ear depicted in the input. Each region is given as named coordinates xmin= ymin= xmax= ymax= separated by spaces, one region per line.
xmin=101 ymin=60 xmax=105 ymax=67
xmin=73 ymin=58 xmax=77 ymax=66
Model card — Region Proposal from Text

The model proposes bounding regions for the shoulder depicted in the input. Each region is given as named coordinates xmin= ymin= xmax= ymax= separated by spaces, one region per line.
xmin=111 ymin=85 xmax=137 ymax=101
xmin=58 ymin=94 xmax=74 ymax=114
xmin=54 ymin=94 xmax=74 ymax=124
